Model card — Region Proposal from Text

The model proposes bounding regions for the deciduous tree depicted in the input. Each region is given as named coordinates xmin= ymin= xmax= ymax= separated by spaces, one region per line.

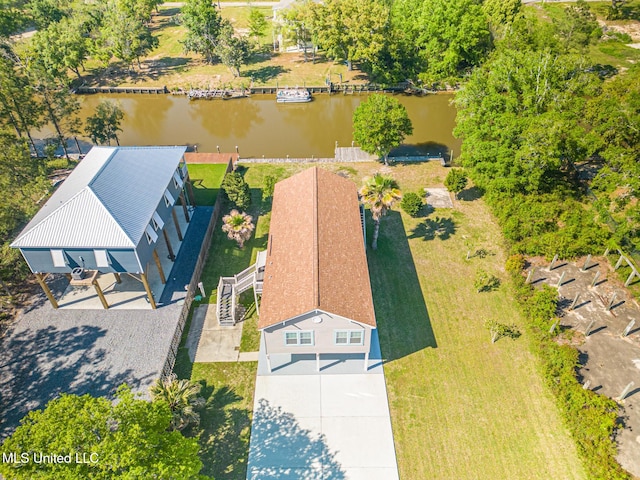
xmin=180 ymin=0 xmax=223 ymax=63
xmin=248 ymin=7 xmax=268 ymax=43
xmin=0 ymin=385 xmax=203 ymax=479
xmin=214 ymin=20 xmax=250 ymax=77
xmin=353 ymin=94 xmax=413 ymax=165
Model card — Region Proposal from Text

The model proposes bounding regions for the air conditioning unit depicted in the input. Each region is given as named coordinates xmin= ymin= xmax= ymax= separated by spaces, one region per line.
xmin=71 ymin=267 xmax=85 ymax=281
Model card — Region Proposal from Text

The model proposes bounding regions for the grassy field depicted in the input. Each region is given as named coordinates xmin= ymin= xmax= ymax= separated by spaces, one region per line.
xmin=177 ymin=161 xmax=587 ymax=479
xmin=527 ymin=1 xmax=640 ymax=69
xmin=365 ymin=162 xmax=586 ymax=479
xmin=78 ymin=5 xmax=360 ymax=89
xmin=186 ymin=164 xmax=228 ymax=206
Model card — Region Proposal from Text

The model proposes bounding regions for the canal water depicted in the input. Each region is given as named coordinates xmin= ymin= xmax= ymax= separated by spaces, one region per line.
xmin=69 ymin=93 xmax=460 ymax=158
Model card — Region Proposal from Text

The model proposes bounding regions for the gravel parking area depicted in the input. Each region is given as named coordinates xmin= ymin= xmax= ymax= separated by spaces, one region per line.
xmin=0 ymin=207 xmax=213 ymax=437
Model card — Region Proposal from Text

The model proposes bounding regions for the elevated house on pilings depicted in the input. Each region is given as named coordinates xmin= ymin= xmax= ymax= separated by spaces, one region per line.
xmin=11 ymin=146 xmax=196 ymax=310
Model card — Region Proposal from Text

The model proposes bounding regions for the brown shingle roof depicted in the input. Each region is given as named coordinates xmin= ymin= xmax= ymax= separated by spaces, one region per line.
xmin=258 ymin=167 xmax=376 ymax=329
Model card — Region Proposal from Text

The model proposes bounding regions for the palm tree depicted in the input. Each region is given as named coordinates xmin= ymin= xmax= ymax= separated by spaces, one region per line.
xmin=222 ymin=209 xmax=255 ymax=249
xmin=149 ymin=374 xmax=205 ymax=431
xmin=359 ymin=174 xmax=402 ymax=250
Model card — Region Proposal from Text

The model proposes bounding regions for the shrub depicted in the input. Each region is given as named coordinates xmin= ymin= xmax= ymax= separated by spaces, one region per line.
xmin=221 ymin=171 xmax=251 ymax=210
xmin=444 ymin=168 xmax=468 ymax=199
xmin=474 ymin=269 xmax=501 ymax=292
xmin=263 ymin=175 xmax=277 ymax=200
xmin=400 ymin=191 xmax=423 ymax=216
xmin=484 ymin=320 xmax=521 ymax=343
xmin=505 ymin=254 xmax=526 ymax=275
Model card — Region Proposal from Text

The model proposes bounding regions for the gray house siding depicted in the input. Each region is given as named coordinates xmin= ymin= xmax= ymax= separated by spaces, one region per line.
xmin=263 ymin=310 xmax=374 ymax=356
xmin=134 ymin=173 xmax=186 ymax=271
xmin=20 ymin=248 xmax=139 ymax=274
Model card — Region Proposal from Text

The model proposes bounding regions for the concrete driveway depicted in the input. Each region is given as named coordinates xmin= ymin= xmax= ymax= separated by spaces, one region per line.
xmin=247 ymin=337 xmax=399 ymax=480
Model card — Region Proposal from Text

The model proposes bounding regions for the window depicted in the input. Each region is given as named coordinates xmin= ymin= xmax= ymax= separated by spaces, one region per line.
xmin=152 ymin=211 xmax=164 ymax=230
xmin=164 ymin=189 xmax=175 ymax=208
xmin=145 ymin=224 xmax=158 ymax=244
xmin=50 ymin=249 xmax=66 ymax=267
xmin=94 ymin=249 xmax=109 ymax=268
xmin=334 ymin=330 xmax=364 ymax=346
xmin=284 ymin=331 xmax=314 ymax=346
xmin=173 ymin=171 xmax=184 ymax=189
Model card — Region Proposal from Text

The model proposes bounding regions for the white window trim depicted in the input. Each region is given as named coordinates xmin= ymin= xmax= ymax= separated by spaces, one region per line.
xmin=94 ymin=249 xmax=109 ymax=268
xmin=284 ymin=330 xmax=314 ymax=346
xmin=334 ymin=330 xmax=364 ymax=346
xmin=152 ymin=211 xmax=164 ymax=230
xmin=164 ymin=189 xmax=175 ymax=208
xmin=173 ymin=171 xmax=184 ymax=189
xmin=51 ymin=249 xmax=66 ymax=267
xmin=145 ymin=224 xmax=158 ymax=244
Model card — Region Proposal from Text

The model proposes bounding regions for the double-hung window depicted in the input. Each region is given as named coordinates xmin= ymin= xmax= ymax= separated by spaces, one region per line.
xmin=284 ymin=331 xmax=314 ymax=346
xmin=334 ymin=330 xmax=364 ymax=346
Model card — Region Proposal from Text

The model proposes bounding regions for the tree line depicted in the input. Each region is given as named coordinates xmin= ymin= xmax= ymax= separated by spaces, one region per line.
xmin=454 ymin=1 xmax=639 ymax=258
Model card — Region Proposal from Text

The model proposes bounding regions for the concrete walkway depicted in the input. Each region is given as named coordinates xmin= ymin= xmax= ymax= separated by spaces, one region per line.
xmin=186 ymin=304 xmax=259 ymax=362
xmin=247 ymin=332 xmax=399 ymax=480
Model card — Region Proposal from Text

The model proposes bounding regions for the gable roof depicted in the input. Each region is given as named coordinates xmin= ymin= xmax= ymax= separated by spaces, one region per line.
xmin=11 ymin=146 xmax=187 ymax=249
xmin=258 ymin=167 xmax=376 ymax=329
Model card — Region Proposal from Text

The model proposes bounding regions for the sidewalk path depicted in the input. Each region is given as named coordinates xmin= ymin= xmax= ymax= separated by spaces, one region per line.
xmin=186 ymin=304 xmax=258 ymax=362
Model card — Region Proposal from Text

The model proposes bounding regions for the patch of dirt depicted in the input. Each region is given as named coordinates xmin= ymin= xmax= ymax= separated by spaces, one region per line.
xmin=526 ymin=255 xmax=640 ymax=478
xmin=598 ymin=19 xmax=640 ymax=41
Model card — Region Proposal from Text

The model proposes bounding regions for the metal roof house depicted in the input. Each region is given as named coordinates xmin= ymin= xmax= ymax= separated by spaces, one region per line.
xmin=11 ymin=146 xmax=196 ymax=309
xmin=258 ymin=167 xmax=376 ymax=372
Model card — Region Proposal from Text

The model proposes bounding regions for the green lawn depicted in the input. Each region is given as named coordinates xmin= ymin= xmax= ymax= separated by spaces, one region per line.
xmin=367 ymin=162 xmax=586 ymax=479
xmin=187 ymin=164 xmax=228 ymax=206
xmin=177 ymin=162 xmax=587 ymax=480
xmin=189 ymin=362 xmax=257 ymax=480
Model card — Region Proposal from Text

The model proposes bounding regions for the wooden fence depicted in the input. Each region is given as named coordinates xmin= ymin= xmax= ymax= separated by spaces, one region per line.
xmin=161 ymin=159 xmax=233 ymax=378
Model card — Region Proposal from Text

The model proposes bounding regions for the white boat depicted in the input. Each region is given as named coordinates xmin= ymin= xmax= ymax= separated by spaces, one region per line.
xmin=276 ymin=88 xmax=311 ymax=103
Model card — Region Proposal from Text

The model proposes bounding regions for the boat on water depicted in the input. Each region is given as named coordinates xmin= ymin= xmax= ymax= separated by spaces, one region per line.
xmin=276 ymin=88 xmax=312 ymax=103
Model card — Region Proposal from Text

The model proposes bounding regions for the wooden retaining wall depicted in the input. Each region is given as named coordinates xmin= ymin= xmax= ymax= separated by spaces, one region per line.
xmin=75 ymin=83 xmax=435 ymax=97
xmin=161 ymin=158 xmax=233 ymax=378
xmin=75 ymin=86 xmax=168 ymax=94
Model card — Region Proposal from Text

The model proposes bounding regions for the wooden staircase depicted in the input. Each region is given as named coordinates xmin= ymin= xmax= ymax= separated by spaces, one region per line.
xmin=216 ymin=251 xmax=267 ymax=326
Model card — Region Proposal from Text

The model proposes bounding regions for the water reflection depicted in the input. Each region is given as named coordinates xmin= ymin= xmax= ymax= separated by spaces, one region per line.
xmin=41 ymin=92 xmax=460 ymax=158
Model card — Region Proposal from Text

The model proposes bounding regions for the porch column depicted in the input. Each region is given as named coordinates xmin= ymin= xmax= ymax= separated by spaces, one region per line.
xmin=114 ymin=272 xmax=121 ymax=284
xmin=266 ymin=354 xmax=272 ymax=373
xmin=34 ymin=273 xmax=58 ymax=309
xmin=92 ymin=278 xmax=109 ymax=309
xmin=364 ymin=351 xmax=369 ymax=372
xmin=184 ymin=174 xmax=196 ymax=207
xmin=163 ymin=229 xmax=175 ymax=261
xmin=179 ymin=192 xmax=190 ymax=222
xmin=152 ymin=250 xmax=166 ymax=284
xmin=171 ymin=209 xmax=183 ymax=241
xmin=253 ymin=285 xmax=260 ymax=316
xmin=316 ymin=353 xmax=320 ymax=372
xmin=140 ymin=271 xmax=157 ymax=309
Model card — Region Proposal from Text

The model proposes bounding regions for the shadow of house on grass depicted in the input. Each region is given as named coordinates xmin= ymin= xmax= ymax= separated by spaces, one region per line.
xmin=0 ymin=324 xmax=145 ymax=438
xmin=366 ymin=210 xmax=437 ymax=362
xmin=196 ymin=386 xmax=253 ymax=480
xmin=247 ymin=399 xmax=345 ymax=480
